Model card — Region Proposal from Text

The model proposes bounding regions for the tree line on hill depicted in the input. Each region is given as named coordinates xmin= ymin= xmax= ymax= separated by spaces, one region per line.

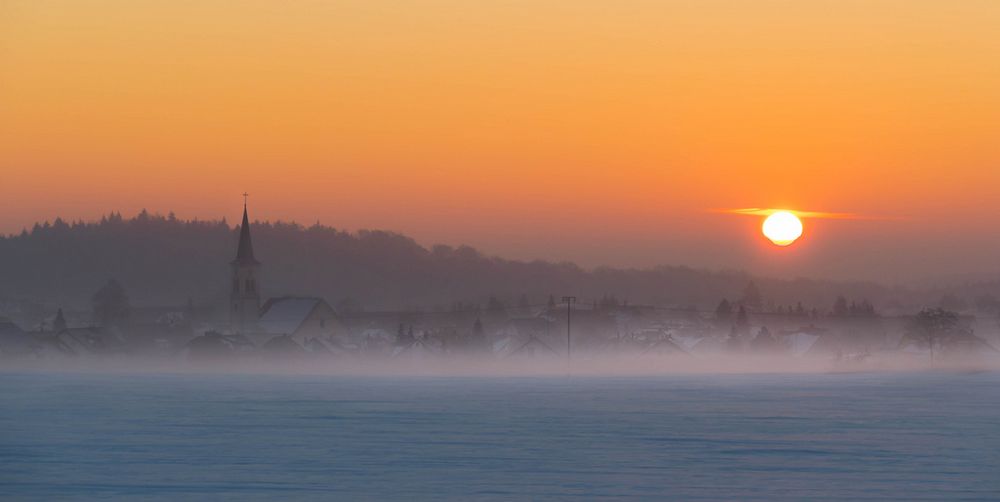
xmin=0 ymin=211 xmax=959 ymax=313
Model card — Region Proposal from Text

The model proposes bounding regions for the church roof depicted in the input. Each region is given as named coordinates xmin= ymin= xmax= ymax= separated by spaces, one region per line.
xmin=258 ymin=296 xmax=329 ymax=336
xmin=232 ymin=204 xmax=260 ymax=266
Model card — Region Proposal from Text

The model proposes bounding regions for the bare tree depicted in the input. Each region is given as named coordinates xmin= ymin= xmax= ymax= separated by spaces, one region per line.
xmin=905 ymin=308 xmax=959 ymax=361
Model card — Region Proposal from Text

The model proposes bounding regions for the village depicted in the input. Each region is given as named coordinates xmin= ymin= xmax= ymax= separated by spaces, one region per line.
xmin=1 ymin=202 xmax=998 ymax=366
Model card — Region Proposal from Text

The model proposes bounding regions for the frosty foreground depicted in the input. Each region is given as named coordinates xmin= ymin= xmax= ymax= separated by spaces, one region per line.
xmin=2 ymin=370 xmax=997 ymax=501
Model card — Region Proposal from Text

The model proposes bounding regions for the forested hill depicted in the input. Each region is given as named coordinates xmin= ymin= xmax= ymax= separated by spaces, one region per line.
xmin=0 ymin=211 xmax=906 ymax=311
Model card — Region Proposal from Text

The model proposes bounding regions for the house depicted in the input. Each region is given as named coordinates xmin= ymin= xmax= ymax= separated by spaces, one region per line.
xmin=257 ymin=296 xmax=344 ymax=345
xmin=54 ymin=327 xmax=122 ymax=356
xmin=303 ymin=336 xmax=355 ymax=357
xmin=493 ymin=333 xmax=558 ymax=359
xmin=778 ymin=326 xmax=827 ymax=357
xmin=641 ymin=336 xmax=688 ymax=356
xmin=184 ymin=331 xmax=255 ymax=361
xmin=392 ymin=334 xmax=443 ymax=360
xmin=495 ymin=317 xmax=554 ymax=340
xmin=783 ymin=331 xmax=822 ymax=357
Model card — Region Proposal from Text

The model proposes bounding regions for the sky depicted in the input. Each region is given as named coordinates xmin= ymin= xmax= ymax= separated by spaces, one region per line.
xmin=2 ymin=1 xmax=999 ymax=283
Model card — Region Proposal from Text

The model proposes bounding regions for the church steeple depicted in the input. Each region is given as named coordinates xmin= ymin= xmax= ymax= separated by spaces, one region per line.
xmin=230 ymin=194 xmax=261 ymax=332
xmin=232 ymin=198 xmax=259 ymax=266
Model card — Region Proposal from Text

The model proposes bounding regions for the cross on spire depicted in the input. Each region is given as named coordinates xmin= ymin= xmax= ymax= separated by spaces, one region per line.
xmin=242 ymin=192 xmax=249 ymax=207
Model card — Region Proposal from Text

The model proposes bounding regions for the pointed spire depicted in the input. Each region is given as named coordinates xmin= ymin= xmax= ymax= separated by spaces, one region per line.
xmin=233 ymin=196 xmax=260 ymax=266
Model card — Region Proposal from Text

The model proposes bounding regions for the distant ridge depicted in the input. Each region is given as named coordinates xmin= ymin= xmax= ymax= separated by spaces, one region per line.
xmin=0 ymin=211 xmax=919 ymax=311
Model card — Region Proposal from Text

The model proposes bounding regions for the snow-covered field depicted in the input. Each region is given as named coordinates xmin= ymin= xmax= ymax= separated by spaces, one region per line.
xmin=2 ymin=371 xmax=998 ymax=500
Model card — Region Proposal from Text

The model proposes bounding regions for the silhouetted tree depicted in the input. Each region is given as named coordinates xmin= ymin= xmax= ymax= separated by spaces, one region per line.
xmin=906 ymin=308 xmax=960 ymax=361
xmin=462 ymin=317 xmax=486 ymax=352
xmin=53 ymin=308 xmax=67 ymax=332
xmin=598 ymin=294 xmax=621 ymax=310
xmin=726 ymin=325 xmax=743 ymax=352
xmin=517 ymin=294 xmax=530 ymax=310
xmin=486 ymin=296 xmax=506 ymax=316
xmin=750 ymin=326 xmax=781 ymax=352
xmin=396 ymin=324 xmax=415 ymax=346
xmin=736 ymin=305 xmax=748 ymax=327
xmin=741 ymin=281 xmax=762 ymax=311
xmin=832 ymin=296 xmax=849 ymax=317
xmin=92 ymin=279 xmax=130 ymax=326
xmin=715 ymin=299 xmax=732 ymax=321
xmin=857 ymin=299 xmax=876 ymax=317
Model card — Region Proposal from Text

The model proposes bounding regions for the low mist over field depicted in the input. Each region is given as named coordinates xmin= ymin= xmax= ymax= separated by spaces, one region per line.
xmin=1 ymin=210 xmax=998 ymax=375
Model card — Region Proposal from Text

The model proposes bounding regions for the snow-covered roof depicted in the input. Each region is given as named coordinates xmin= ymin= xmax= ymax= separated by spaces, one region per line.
xmin=672 ymin=334 xmax=704 ymax=352
xmin=258 ymin=297 xmax=324 ymax=335
xmin=493 ymin=334 xmax=557 ymax=358
xmin=785 ymin=332 xmax=821 ymax=357
xmin=642 ymin=337 xmax=687 ymax=355
xmin=392 ymin=337 xmax=442 ymax=358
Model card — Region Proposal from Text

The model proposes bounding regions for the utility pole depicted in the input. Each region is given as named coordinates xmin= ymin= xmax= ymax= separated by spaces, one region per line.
xmin=562 ymin=296 xmax=576 ymax=361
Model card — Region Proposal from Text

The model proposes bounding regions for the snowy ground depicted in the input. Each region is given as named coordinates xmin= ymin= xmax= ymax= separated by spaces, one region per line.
xmin=2 ymin=371 xmax=998 ymax=500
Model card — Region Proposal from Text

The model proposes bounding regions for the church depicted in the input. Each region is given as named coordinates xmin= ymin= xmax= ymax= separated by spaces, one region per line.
xmin=228 ymin=199 xmax=344 ymax=346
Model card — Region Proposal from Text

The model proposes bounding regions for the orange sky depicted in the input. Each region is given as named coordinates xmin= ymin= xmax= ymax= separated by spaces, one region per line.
xmin=2 ymin=1 xmax=999 ymax=282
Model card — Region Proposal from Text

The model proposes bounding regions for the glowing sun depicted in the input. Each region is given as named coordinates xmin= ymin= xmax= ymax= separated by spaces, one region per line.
xmin=762 ymin=211 xmax=803 ymax=246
